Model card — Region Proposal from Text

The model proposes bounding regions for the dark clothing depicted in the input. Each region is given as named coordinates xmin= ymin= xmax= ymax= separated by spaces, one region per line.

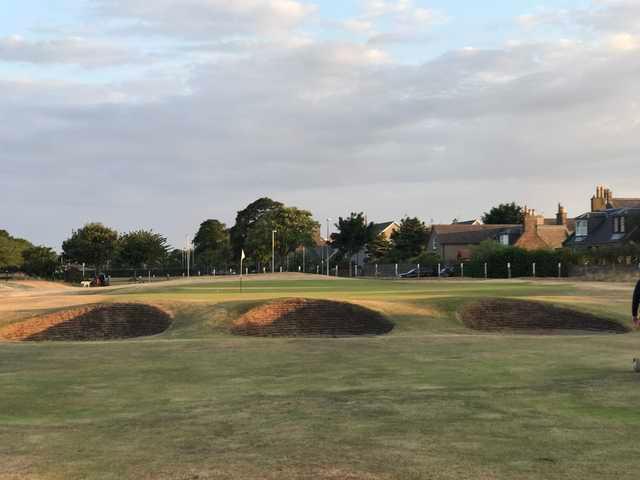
xmin=634 ymin=280 xmax=640 ymax=317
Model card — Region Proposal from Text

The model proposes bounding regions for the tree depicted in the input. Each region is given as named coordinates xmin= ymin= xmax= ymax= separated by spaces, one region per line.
xmin=117 ymin=230 xmax=169 ymax=276
xmin=22 ymin=246 xmax=58 ymax=278
xmin=482 ymin=203 xmax=524 ymax=225
xmin=230 ymin=198 xmax=284 ymax=261
xmin=245 ymin=206 xmax=319 ymax=269
xmin=193 ymin=220 xmax=231 ymax=272
xmin=388 ymin=217 xmax=430 ymax=262
xmin=330 ymin=213 xmax=375 ymax=262
xmin=62 ymin=223 xmax=118 ymax=271
xmin=0 ymin=230 xmax=33 ymax=270
xmin=366 ymin=234 xmax=392 ymax=263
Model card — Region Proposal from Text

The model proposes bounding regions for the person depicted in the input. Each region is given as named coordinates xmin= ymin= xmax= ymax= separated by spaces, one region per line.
xmin=634 ymin=279 xmax=640 ymax=328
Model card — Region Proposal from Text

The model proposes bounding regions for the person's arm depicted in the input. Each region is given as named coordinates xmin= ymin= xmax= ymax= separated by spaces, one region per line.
xmin=633 ymin=280 xmax=640 ymax=323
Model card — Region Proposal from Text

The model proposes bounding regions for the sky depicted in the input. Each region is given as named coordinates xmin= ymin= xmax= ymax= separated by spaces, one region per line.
xmin=2 ymin=0 xmax=640 ymax=250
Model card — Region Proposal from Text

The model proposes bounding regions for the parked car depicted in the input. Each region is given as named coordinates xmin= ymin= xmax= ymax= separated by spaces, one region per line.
xmin=90 ymin=273 xmax=110 ymax=287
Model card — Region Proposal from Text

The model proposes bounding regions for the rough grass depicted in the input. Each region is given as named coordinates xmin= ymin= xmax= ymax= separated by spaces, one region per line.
xmin=1 ymin=276 xmax=639 ymax=479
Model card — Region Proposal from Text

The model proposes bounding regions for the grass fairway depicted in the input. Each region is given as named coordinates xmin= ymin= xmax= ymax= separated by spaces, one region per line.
xmin=1 ymin=276 xmax=640 ymax=479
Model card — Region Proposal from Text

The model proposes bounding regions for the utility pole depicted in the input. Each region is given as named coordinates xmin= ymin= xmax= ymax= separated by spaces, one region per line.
xmin=326 ymin=218 xmax=331 ymax=276
xmin=185 ymin=235 xmax=191 ymax=278
xmin=272 ymin=230 xmax=277 ymax=274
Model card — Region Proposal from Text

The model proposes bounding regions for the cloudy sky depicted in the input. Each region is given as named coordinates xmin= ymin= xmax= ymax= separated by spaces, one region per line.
xmin=2 ymin=0 xmax=640 ymax=249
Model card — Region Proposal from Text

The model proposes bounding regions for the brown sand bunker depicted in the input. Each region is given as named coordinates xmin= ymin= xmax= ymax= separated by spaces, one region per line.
xmin=460 ymin=298 xmax=629 ymax=334
xmin=0 ymin=303 xmax=172 ymax=342
xmin=232 ymin=298 xmax=394 ymax=337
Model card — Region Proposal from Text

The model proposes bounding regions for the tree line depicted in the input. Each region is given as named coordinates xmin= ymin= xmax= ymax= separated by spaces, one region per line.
xmin=3 ymin=199 xmax=598 ymax=280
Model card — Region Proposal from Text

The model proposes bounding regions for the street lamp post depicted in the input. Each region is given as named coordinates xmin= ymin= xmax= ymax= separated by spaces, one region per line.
xmin=326 ymin=218 xmax=331 ymax=276
xmin=272 ymin=230 xmax=277 ymax=274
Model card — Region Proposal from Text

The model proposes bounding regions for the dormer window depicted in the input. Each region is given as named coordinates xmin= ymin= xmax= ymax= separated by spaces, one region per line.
xmin=576 ymin=220 xmax=588 ymax=237
xmin=614 ymin=216 xmax=627 ymax=234
xmin=500 ymin=233 xmax=510 ymax=246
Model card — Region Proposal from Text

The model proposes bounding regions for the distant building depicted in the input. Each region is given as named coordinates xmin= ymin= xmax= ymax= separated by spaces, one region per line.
xmin=371 ymin=221 xmax=399 ymax=240
xmin=591 ymin=185 xmax=640 ymax=212
xmin=565 ymin=186 xmax=640 ymax=250
xmin=565 ymin=207 xmax=640 ymax=250
xmin=514 ymin=206 xmax=571 ymax=251
xmin=352 ymin=221 xmax=400 ymax=266
xmin=428 ymin=224 xmax=522 ymax=262
xmin=430 ymin=205 xmax=572 ymax=262
xmin=452 ymin=219 xmax=482 ymax=225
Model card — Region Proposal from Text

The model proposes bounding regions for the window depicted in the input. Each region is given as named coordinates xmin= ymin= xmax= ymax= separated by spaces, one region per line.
xmin=576 ymin=220 xmax=588 ymax=237
xmin=614 ymin=216 xmax=626 ymax=234
xmin=500 ymin=234 xmax=510 ymax=246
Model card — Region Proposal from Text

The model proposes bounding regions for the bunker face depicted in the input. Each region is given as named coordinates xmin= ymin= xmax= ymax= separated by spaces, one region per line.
xmin=461 ymin=299 xmax=629 ymax=334
xmin=0 ymin=303 xmax=172 ymax=342
xmin=232 ymin=298 xmax=394 ymax=337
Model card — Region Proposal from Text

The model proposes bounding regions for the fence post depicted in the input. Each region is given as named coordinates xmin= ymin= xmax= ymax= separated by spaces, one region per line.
xmin=335 ymin=265 xmax=338 ymax=277
xmin=355 ymin=264 xmax=358 ymax=277
xmin=395 ymin=264 xmax=398 ymax=277
xmin=461 ymin=263 xmax=464 ymax=278
xmin=558 ymin=262 xmax=562 ymax=278
xmin=484 ymin=262 xmax=488 ymax=280
xmin=375 ymin=264 xmax=378 ymax=277
xmin=532 ymin=262 xmax=536 ymax=278
xmin=417 ymin=264 xmax=421 ymax=278
xmin=507 ymin=262 xmax=511 ymax=279
xmin=437 ymin=263 xmax=441 ymax=278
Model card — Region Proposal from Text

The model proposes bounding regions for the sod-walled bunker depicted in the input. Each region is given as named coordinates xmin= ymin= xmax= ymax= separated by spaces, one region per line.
xmin=460 ymin=298 xmax=629 ymax=334
xmin=0 ymin=303 xmax=172 ymax=342
xmin=232 ymin=298 xmax=395 ymax=337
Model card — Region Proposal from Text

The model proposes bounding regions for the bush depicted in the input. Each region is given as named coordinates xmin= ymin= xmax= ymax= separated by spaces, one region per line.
xmin=466 ymin=241 xmax=576 ymax=278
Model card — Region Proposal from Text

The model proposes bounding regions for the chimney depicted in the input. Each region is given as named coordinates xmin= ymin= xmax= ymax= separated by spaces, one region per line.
xmin=556 ymin=204 xmax=568 ymax=226
xmin=523 ymin=207 xmax=538 ymax=233
xmin=591 ymin=185 xmax=607 ymax=212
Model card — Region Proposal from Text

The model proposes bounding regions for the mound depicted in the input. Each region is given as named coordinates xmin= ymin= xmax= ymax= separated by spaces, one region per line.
xmin=0 ymin=303 xmax=172 ymax=342
xmin=232 ymin=298 xmax=394 ymax=337
xmin=460 ymin=299 xmax=629 ymax=334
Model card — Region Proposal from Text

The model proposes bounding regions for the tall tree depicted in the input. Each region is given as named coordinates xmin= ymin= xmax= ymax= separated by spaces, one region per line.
xmin=193 ymin=220 xmax=231 ymax=271
xmin=0 ymin=230 xmax=33 ymax=270
xmin=389 ymin=217 xmax=430 ymax=262
xmin=482 ymin=203 xmax=524 ymax=225
xmin=245 ymin=206 xmax=319 ymax=269
xmin=22 ymin=246 xmax=58 ymax=278
xmin=62 ymin=223 xmax=118 ymax=271
xmin=330 ymin=213 xmax=375 ymax=262
xmin=366 ymin=234 xmax=392 ymax=264
xmin=117 ymin=230 xmax=169 ymax=276
xmin=229 ymin=198 xmax=283 ymax=261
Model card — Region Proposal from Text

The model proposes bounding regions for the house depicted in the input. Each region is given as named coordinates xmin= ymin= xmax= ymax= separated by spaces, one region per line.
xmin=452 ymin=219 xmax=482 ymax=225
xmin=372 ymin=221 xmax=399 ymax=240
xmin=591 ymin=185 xmax=640 ymax=212
xmin=430 ymin=204 xmax=572 ymax=262
xmin=564 ymin=186 xmax=640 ymax=251
xmin=514 ymin=206 xmax=571 ymax=251
xmin=428 ymin=224 xmax=522 ymax=262
xmin=352 ymin=221 xmax=400 ymax=266
xmin=564 ymin=207 xmax=640 ymax=250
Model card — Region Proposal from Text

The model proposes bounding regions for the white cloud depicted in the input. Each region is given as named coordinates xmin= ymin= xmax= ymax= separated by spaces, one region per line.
xmin=0 ymin=35 xmax=139 ymax=67
xmin=607 ymin=32 xmax=640 ymax=51
xmin=340 ymin=0 xmax=444 ymax=45
xmin=92 ymin=0 xmax=316 ymax=39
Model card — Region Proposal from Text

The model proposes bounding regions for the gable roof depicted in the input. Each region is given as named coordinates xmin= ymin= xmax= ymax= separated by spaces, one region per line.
xmin=372 ymin=221 xmax=398 ymax=237
xmin=536 ymin=226 xmax=570 ymax=249
xmin=432 ymin=224 xmax=521 ymax=245
xmin=609 ymin=198 xmax=640 ymax=209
